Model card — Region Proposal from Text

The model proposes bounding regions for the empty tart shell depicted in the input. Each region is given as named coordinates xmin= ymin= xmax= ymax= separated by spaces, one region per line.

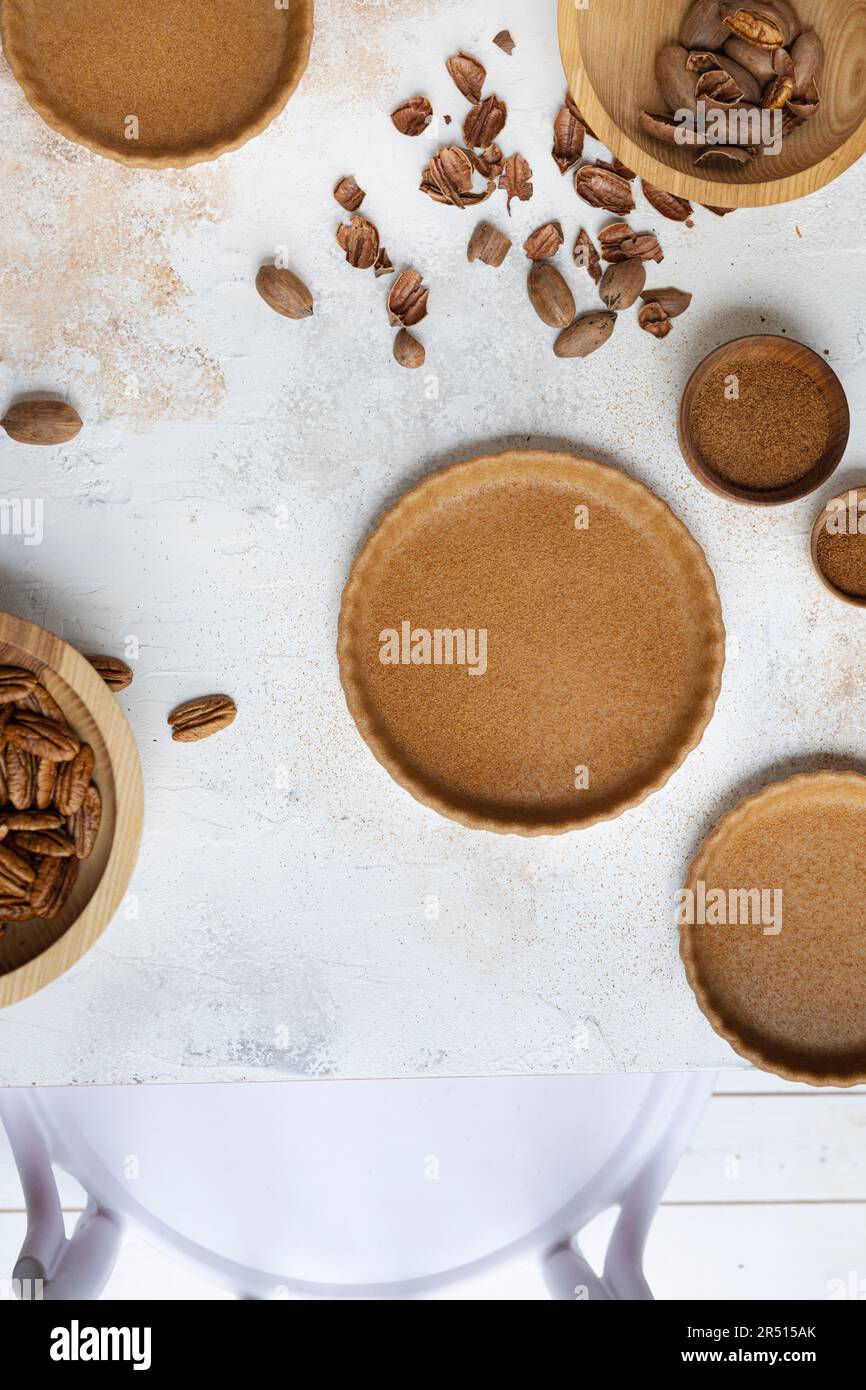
xmin=338 ymin=450 xmax=725 ymax=835
xmin=681 ymin=771 xmax=866 ymax=1086
xmin=1 ymin=0 xmax=314 ymax=167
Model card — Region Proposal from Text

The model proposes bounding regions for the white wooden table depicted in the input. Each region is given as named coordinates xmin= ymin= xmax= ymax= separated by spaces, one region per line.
xmin=0 ymin=0 xmax=863 ymax=1087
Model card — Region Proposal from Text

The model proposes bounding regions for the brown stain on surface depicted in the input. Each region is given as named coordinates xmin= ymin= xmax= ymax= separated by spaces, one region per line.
xmin=0 ymin=67 xmax=229 ymax=425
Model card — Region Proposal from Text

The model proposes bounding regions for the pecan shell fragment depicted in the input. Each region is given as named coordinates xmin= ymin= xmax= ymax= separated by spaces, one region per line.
xmin=640 ymin=181 xmax=694 ymax=222
xmin=573 ymin=229 xmax=602 ymax=284
xmin=446 ymin=52 xmax=486 ymax=103
xmin=467 ymin=222 xmax=512 ymax=267
xmin=524 ymin=222 xmax=564 ymax=261
xmin=463 ymin=95 xmax=507 ymax=148
xmin=391 ymin=96 xmax=433 ymax=137
xmin=498 ymin=154 xmax=533 ymax=213
xmin=336 ymin=216 xmax=380 ymax=270
xmin=387 ymin=270 xmax=430 ymax=328
xmin=638 ymin=302 xmax=673 ymax=338
xmin=333 ymin=175 xmax=366 ymax=211
xmin=574 ymin=165 xmax=635 ymax=215
xmin=552 ymin=106 xmax=585 ymax=174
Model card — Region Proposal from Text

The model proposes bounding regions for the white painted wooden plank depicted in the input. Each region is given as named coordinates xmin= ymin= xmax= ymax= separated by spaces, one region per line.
xmin=668 ymin=1095 xmax=866 ymax=1203
xmin=1 ymin=1207 xmax=864 ymax=1301
xmin=5 ymin=1090 xmax=866 ymax=1211
xmin=714 ymin=1069 xmax=866 ymax=1096
xmin=582 ymin=1205 xmax=866 ymax=1302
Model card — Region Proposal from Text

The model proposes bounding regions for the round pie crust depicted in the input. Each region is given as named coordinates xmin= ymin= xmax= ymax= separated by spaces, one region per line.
xmin=1 ymin=0 xmax=314 ymax=167
xmin=682 ymin=771 xmax=866 ymax=1086
xmin=338 ymin=450 xmax=725 ymax=835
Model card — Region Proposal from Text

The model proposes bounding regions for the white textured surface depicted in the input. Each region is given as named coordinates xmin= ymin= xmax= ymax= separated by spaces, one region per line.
xmin=0 ymin=0 xmax=864 ymax=1085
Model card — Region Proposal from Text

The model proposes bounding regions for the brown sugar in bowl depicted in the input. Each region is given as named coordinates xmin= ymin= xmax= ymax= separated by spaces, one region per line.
xmin=0 ymin=612 xmax=143 ymax=1009
xmin=678 ymin=336 xmax=850 ymax=506
xmin=558 ymin=0 xmax=866 ymax=208
xmin=1 ymin=0 xmax=314 ymax=168
xmin=811 ymin=485 xmax=866 ymax=607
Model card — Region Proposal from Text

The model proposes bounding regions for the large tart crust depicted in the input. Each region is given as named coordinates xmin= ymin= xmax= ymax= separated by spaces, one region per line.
xmin=338 ymin=450 xmax=725 ymax=836
xmin=1 ymin=0 xmax=314 ymax=167
xmin=682 ymin=771 xmax=866 ymax=1085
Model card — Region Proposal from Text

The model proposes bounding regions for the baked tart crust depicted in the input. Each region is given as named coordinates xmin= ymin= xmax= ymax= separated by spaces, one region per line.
xmin=682 ymin=771 xmax=866 ymax=1085
xmin=338 ymin=450 xmax=725 ymax=835
xmin=1 ymin=0 xmax=314 ymax=167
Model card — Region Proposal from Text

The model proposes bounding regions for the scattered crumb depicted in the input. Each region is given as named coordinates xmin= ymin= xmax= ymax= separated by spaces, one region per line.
xmin=493 ymin=29 xmax=515 ymax=54
xmin=795 ymin=226 xmax=802 ymax=237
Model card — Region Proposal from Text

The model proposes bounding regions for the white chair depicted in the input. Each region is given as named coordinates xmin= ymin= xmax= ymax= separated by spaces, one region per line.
xmin=0 ymin=1072 xmax=713 ymax=1300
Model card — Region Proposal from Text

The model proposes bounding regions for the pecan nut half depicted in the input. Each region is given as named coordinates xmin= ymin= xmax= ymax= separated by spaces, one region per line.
xmin=2 ymin=810 xmax=64 ymax=831
xmin=0 ymin=843 xmax=36 ymax=896
xmin=67 ymin=784 xmax=102 ymax=859
xmin=5 ymin=711 xmax=80 ymax=762
xmin=5 ymin=746 xmax=36 ymax=809
xmin=0 ymin=667 xmax=39 ymax=705
xmin=87 ymin=655 xmax=134 ymax=692
xmin=169 ymin=695 xmax=237 ymax=744
xmin=55 ymin=744 xmax=95 ymax=816
xmin=12 ymin=829 xmax=75 ymax=858
xmin=30 ymin=855 xmax=79 ymax=920
xmin=35 ymin=758 xmax=57 ymax=810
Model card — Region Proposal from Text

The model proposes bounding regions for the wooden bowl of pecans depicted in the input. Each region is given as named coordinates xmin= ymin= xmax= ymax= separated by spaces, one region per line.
xmin=0 ymin=613 xmax=143 ymax=1009
xmin=558 ymin=0 xmax=866 ymax=207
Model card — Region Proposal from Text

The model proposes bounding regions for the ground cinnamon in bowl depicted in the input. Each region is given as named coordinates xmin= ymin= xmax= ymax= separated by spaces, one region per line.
xmin=679 ymin=336 xmax=850 ymax=506
xmin=813 ymin=488 xmax=866 ymax=606
xmin=691 ymin=359 xmax=829 ymax=491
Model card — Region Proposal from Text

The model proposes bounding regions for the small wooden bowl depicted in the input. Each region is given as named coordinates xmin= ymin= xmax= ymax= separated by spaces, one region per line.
xmin=558 ymin=0 xmax=866 ymax=208
xmin=811 ymin=486 xmax=866 ymax=607
xmin=678 ymin=335 xmax=850 ymax=506
xmin=0 ymin=613 xmax=143 ymax=1009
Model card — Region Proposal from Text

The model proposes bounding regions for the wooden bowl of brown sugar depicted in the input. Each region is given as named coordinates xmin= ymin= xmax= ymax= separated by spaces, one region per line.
xmin=678 ymin=336 xmax=850 ymax=505
xmin=811 ymin=486 xmax=866 ymax=608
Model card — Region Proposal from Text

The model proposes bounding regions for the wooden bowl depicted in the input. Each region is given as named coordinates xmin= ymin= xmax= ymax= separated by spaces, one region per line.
xmin=678 ymin=335 xmax=850 ymax=505
xmin=558 ymin=0 xmax=866 ymax=208
xmin=0 ymin=614 xmax=143 ymax=1009
xmin=811 ymin=485 xmax=866 ymax=607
